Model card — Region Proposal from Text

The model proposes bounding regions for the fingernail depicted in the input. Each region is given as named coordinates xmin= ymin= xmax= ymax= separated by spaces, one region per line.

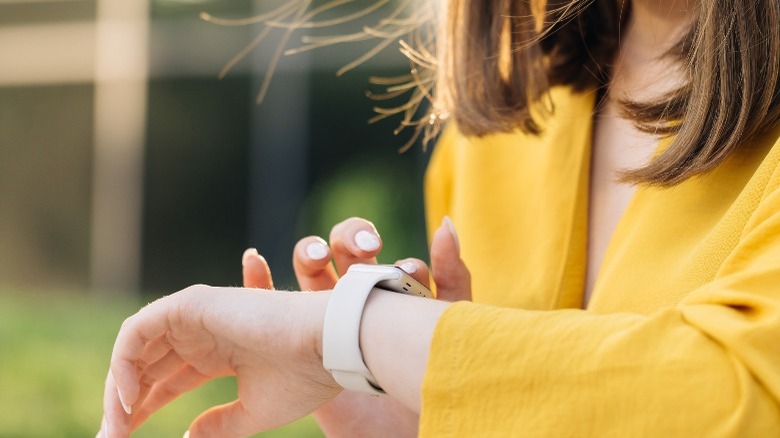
xmin=242 ymin=248 xmax=259 ymax=267
xmin=400 ymin=262 xmax=417 ymax=274
xmin=183 ymin=431 xmax=190 ymax=438
xmin=112 ymin=371 xmax=132 ymax=415
xmin=442 ymin=216 xmax=460 ymax=254
xmin=102 ymin=417 xmax=110 ymax=438
xmin=354 ymin=230 xmax=380 ymax=252
xmin=305 ymin=241 xmax=329 ymax=260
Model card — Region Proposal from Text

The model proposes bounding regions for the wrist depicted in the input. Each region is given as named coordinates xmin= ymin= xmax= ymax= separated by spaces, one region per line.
xmin=359 ymin=290 xmax=450 ymax=412
xmin=322 ymin=264 xmax=435 ymax=395
xmin=265 ymin=289 xmax=339 ymax=392
xmin=305 ymin=290 xmax=332 ymax=365
xmin=297 ymin=290 xmax=333 ymax=370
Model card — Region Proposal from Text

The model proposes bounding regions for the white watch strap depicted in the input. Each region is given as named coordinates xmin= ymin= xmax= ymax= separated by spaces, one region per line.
xmin=322 ymin=269 xmax=400 ymax=395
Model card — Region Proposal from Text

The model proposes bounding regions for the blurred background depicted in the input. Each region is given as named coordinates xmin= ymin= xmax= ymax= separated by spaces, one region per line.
xmin=0 ymin=0 xmax=430 ymax=435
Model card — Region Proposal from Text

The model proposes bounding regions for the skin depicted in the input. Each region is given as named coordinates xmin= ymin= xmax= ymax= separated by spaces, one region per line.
xmin=261 ymin=217 xmax=470 ymax=437
xmin=98 ymin=218 xmax=468 ymax=438
xmin=98 ymin=1 xmax=698 ymax=436
xmin=585 ymin=0 xmax=696 ymax=303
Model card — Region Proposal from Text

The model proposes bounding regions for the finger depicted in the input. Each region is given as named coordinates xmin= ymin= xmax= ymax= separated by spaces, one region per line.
xmin=187 ymin=400 xmax=260 ymax=438
xmin=430 ymin=216 xmax=472 ymax=302
xmin=97 ymin=416 xmax=106 ymax=438
xmin=131 ymin=365 xmax=212 ymax=430
xmin=329 ymin=217 xmax=382 ymax=275
xmin=137 ymin=335 xmax=173 ymax=371
xmin=110 ymin=291 xmax=190 ymax=416
xmin=129 ymin=334 xmax=172 ymax=412
xmin=133 ymin=349 xmax=185 ymax=419
xmin=394 ymin=258 xmax=431 ymax=289
xmin=242 ymin=248 xmax=274 ymax=289
xmin=103 ymin=370 xmax=131 ymax=438
xmin=293 ymin=236 xmax=338 ymax=291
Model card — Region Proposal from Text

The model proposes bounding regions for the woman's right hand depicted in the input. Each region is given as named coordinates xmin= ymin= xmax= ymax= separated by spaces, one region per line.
xmin=242 ymin=216 xmax=471 ymax=437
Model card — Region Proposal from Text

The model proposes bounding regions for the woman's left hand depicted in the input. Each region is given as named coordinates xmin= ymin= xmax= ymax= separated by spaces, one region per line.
xmin=97 ymin=285 xmax=339 ymax=438
xmin=242 ymin=216 xmax=471 ymax=437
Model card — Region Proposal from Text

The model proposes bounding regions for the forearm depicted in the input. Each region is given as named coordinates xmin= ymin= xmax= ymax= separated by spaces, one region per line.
xmin=357 ymin=289 xmax=451 ymax=412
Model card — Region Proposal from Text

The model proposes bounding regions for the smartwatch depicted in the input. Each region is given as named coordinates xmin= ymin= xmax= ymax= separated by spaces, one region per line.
xmin=322 ymin=264 xmax=433 ymax=395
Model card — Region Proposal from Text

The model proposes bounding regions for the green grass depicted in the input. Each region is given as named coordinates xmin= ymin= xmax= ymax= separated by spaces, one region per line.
xmin=0 ymin=291 xmax=324 ymax=438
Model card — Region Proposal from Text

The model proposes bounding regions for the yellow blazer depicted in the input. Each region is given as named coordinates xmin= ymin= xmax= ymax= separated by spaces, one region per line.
xmin=421 ymin=87 xmax=780 ymax=436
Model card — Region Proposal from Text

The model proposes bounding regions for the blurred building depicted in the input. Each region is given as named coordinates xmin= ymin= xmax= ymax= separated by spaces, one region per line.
xmin=0 ymin=0 xmax=430 ymax=296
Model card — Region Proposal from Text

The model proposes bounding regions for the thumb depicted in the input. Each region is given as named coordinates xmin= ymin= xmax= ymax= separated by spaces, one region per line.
xmin=186 ymin=400 xmax=259 ymax=438
xmin=430 ymin=216 xmax=471 ymax=302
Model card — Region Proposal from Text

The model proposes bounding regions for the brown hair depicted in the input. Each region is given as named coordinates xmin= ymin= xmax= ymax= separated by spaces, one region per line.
xmin=438 ymin=0 xmax=780 ymax=185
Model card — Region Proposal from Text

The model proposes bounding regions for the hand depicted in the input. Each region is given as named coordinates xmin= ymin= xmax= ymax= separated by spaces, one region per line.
xmin=281 ymin=216 xmax=469 ymax=300
xmin=98 ymin=285 xmax=339 ymax=438
xmin=241 ymin=216 xmax=470 ymax=437
xmin=242 ymin=215 xmax=472 ymax=301
xmin=429 ymin=216 xmax=471 ymax=302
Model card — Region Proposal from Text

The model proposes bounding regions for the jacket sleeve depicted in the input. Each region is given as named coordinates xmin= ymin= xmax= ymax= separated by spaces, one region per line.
xmin=419 ymin=167 xmax=780 ymax=436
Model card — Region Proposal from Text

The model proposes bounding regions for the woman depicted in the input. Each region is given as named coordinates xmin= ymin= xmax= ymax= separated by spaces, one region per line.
xmin=98 ymin=0 xmax=780 ymax=436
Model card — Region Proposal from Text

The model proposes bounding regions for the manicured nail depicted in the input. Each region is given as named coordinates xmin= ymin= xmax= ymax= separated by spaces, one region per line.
xmin=113 ymin=372 xmax=132 ymax=415
xmin=183 ymin=431 xmax=190 ymax=438
xmin=400 ymin=262 xmax=417 ymax=274
xmin=305 ymin=241 xmax=329 ymax=260
xmin=442 ymin=216 xmax=460 ymax=254
xmin=354 ymin=230 xmax=380 ymax=252
xmin=242 ymin=248 xmax=259 ymax=267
